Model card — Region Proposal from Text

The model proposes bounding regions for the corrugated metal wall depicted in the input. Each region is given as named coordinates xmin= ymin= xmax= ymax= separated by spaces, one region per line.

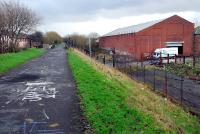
xmin=100 ymin=15 xmax=195 ymax=60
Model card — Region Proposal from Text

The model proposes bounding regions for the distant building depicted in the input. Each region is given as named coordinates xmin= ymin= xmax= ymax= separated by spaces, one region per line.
xmin=18 ymin=35 xmax=29 ymax=49
xmin=30 ymin=41 xmax=43 ymax=48
xmin=100 ymin=15 xmax=195 ymax=60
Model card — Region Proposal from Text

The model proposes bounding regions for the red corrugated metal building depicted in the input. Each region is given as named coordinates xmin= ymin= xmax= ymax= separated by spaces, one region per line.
xmin=99 ymin=15 xmax=195 ymax=60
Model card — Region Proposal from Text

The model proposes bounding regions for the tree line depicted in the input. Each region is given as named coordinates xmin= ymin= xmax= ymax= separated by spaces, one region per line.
xmin=0 ymin=1 xmax=40 ymax=53
xmin=0 ymin=0 xmax=99 ymax=53
xmin=63 ymin=32 xmax=100 ymax=53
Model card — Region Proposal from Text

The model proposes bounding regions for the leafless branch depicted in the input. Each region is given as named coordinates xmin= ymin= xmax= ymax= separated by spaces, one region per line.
xmin=0 ymin=1 xmax=40 ymax=53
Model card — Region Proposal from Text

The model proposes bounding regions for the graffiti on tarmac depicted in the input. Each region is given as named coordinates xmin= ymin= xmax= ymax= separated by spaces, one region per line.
xmin=22 ymin=121 xmax=65 ymax=134
xmin=0 ymin=109 xmax=28 ymax=132
xmin=22 ymin=82 xmax=57 ymax=102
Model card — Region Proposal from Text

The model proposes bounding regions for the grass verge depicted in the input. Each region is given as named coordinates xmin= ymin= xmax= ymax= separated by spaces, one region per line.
xmin=68 ymin=49 xmax=200 ymax=134
xmin=0 ymin=48 xmax=44 ymax=73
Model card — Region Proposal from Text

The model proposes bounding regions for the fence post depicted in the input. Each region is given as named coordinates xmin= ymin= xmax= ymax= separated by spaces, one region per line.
xmin=167 ymin=54 xmax=169 ymax=64
xmin=96 ymin=55 xmax=99 ymax=61
xmin=175 ymin=54 xmax=177 ymax=64
xmin=164 ymin=69 xmax=168 ymax=97
xmin=160 ymin=52 xmax=162 ymax=65
xmin=136 ymin=61 xmax=138 ymax=78
xmin=193 ymin=55 xmax=196 ymax=67
xmin=115 ymin=55 xmax=117 ymax=68
xmin=153 ymin=68 xmax=156 ymax=91
xmin=112 ymin=54 xmax=115 ymax=68
xmin=183 ymin=56 xmax=185 ymax=64
xmin=143 ymin=65 xmax=146 ymax=82
xmin=180 ymin=76 xmax=184 ymax=105
xmin=103 ymin=55 xmax=106 ymax=65
xmin=141 ymin=61 xmax=143 ymax=67
xmin=125 ymin=56 xmax=127 ymax=74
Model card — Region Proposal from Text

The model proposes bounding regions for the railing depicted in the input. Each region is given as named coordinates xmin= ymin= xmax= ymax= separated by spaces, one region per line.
xmin=73 ymin=47 xmax=200 ymax=116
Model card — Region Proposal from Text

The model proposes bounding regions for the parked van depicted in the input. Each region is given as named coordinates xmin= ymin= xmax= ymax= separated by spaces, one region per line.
xmin=153 ymin=48 xmax=178 ymax=59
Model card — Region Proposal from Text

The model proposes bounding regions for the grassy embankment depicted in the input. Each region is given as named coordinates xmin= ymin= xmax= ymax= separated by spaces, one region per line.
xmin=0 ymin=48 xmax=44 ymax=73
xmin=68 ymin=49 xmax=200 ymax=134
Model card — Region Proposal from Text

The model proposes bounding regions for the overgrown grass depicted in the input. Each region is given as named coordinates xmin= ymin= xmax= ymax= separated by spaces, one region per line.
xmin=165 ymin=62 xmax=200 ymax=77
xmin=68 ymin=50 xmax=200 ymax=134
xmin=0 ymin=48 xmax=44 ymax=73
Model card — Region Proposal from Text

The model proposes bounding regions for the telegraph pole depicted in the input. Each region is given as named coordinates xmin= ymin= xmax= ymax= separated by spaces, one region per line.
xmin=89 ymin=37 xmax=92 ymax=57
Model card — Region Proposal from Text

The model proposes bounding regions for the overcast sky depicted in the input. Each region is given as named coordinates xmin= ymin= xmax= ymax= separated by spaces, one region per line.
xmin=7 ymin=0 xmax=200 ymax=36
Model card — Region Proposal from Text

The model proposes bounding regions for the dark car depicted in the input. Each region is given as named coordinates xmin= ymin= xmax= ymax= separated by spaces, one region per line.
xmin=149 ymin=59 xmax=161 ymax=65
xmin=50 ymin=44 xmax=55 ymax=49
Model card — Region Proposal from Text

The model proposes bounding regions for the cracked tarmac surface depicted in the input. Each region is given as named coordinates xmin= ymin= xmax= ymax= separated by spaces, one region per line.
xmin=0 ymin=46 xmax=84 ymax=134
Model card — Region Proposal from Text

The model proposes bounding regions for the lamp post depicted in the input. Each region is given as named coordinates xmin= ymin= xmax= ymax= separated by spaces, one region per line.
xmin=89 ymin=37 xmax=92 ymax=57
xmin=88 ymin=33 xmax=99 ymax=58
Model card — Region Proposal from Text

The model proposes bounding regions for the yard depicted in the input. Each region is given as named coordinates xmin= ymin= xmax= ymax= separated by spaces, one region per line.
xmin=0 ymin=48 xmax=44 ymax=74
xmin=68 ymin=49 xmax=200 ymax=134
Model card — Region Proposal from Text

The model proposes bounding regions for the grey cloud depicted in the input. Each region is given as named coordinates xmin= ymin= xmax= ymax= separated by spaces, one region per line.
xmin=17 ymin=0 xmax=200 ymax=23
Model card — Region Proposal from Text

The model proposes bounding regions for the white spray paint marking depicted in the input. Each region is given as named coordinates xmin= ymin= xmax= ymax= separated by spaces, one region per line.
xmin=26 ymin=82 xmax=54 ymax=86
xmin=22 ymin=82 xmax=57 ymax=102
xmin=43 ymin=109 xmax=50 ymax=120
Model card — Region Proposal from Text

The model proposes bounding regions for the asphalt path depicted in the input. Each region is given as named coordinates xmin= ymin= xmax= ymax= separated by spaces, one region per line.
xmin=0 ymin=46 xmax=85 ymax=133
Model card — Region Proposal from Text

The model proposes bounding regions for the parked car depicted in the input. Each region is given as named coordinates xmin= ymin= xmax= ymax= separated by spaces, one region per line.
xmin=49 ymin=44 xmax=55 ymax=49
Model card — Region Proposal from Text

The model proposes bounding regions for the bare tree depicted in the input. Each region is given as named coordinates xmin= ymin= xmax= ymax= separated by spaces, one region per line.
xmin=0 ymin=2 xmax=8 ymax=53
xmin=193 ymin=18 xmax=200 ymax=28
xmin=64 ymin=34 xmax=88 ymax=49
xmin=88 ymin=32 xmax=99 ymax=39
xmin=64 ymin=32 xmax=100 ymax=53
xmin=0 ymin=1 xmax=40 ymax=53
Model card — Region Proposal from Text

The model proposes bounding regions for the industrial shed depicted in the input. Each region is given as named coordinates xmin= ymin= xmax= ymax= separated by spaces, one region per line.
xmin=99 ymin=15 xmax=195 ymax=60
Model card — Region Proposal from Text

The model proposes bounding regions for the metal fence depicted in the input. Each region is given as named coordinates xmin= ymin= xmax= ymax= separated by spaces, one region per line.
xmin=95 ymin=53 xmax=200 ymax=116
xmin=76 ymin=48 xmax=200 ymax=116
xmin=143 ymin=53 xmax=200 ymax=67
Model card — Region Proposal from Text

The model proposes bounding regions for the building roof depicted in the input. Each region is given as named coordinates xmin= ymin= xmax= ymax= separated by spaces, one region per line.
xmin=102 ymin=19 xmax=163 ymax=37
xmin=195 ymin=26 xmax=200 ymax=34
